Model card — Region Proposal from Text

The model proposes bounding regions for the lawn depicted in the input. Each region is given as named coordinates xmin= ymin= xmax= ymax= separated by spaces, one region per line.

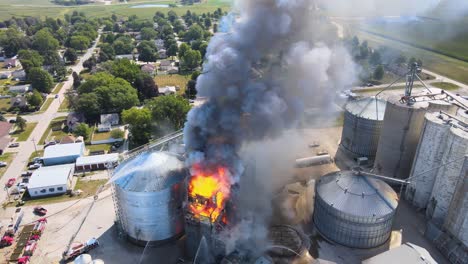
xmin=92 ymin=131 xmax=112 ymax=141
xmin=430 ymin=82 xmax=460 ymax=91
xmin=51 ymin=82 xmax=65 ymax=94
xmin=40 ymin=98 xmax=54 ymax=112
xmin=86 ymin=144 xmax=112 ymax=154
xmin=154 ymin=74 xmax=190 ymax=94
xmin=39 ymin=116 xmax=67 ymax=144
xmin=58 ymin=97 xmax=70 ymax=112
xmin=11 ymin=122 xmax=37 ymax=141
xmin=0 ymin=153 xmax=16 ymax=179
xmin=0 ymin=98 xmax=10 ymax=112
xmin=28 ymin=150 xmax=44 ymax=163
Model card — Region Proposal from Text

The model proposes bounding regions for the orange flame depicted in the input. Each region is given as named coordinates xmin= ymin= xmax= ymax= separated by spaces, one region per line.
xmin=188 ymin=164 xmax=231 ymax=222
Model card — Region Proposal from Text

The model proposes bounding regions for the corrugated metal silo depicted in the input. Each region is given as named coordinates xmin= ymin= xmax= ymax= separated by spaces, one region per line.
xmin=374 ymin=96 xmax=429 ymax=179
xmin=111 ymin=151 xmax=187 ymax=246
xmin=314 ymin=171 xmax=398 ymax=248
xmin=443 ymin=156 xmax=468 ymax=246
xmin=340 ymin=97 xmax=386 ymax=157
xmin=427 ymin=124 xmax=468 ymax=224
xmin=405 ymin=112 xmax=451 ymax=209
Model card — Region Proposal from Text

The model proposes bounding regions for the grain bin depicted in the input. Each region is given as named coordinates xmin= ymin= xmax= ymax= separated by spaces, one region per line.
xmin=406 ymin=112 xmax=452 ymax=209
xmin=443 ymin=156 xmax=468 ymax=246
xmin=111 ymin=151 xmax=187 ymax=246
xmin=340 ymin=97 xmax=386 ymax=157
xmin=314 ymin=171 xmax=398 ymax=248
xmin=426 ymin=123 xmax=468 ymax=225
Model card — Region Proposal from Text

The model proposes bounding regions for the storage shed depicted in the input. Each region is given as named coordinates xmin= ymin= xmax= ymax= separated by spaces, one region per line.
xmin=28 ymin=164 xmax=75 ymax=198
xmin=75 ymin=153 xmax=119 ymax=172
xmin=43 ymin=142 xmax=85 ymax=166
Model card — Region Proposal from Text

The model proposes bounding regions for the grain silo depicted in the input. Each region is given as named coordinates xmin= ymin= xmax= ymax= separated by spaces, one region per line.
xmin=111 ymin=151 xmax=187 ymax=246
xmin=405 ymin=112 xmax=452 ymax=209
xmin=374 ymin=92 xmax=457 ymax=179
xmin=314 ymin=171 xmax=398 ymax=248
xmin=426 ymin=121 xmax=468 ymax=225
xmin=340 ymin=97 xmax=386 ymax=157
xmin=443 ymin=156 xmax=468 ymax=246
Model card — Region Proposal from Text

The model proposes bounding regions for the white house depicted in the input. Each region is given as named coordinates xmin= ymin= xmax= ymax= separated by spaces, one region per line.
xmin=158 ymin=49 xmax=168 ymax=59
xmin=154 ymin=39 xmax=165 ymax=50
xmin=0 ymin=71 xmax=11 ymax=79
xmin=100 ymin=113 xmax=119 ymax=126
xmin=158 ymin=86 xmax=177 ymax=96
xmin=159 ymin=60 xmax=172 ymax=71
xmin=27 ymin=164 xmax=75 ymax=198
xmin=11 ymin=70 xmax=26 ymax=81
xmin=9 ymin=84 xmax=31 ymax=93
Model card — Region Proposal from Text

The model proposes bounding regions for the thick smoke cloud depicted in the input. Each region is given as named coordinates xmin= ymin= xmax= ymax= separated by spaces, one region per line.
xmin=183 ymin=0 xmax=355 ymax=257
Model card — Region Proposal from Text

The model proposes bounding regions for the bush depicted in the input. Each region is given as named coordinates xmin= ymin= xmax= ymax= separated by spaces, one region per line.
xmin=110 ymin=129 xmax=124 ymax=139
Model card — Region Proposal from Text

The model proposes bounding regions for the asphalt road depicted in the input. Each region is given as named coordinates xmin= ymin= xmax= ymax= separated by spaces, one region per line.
xmin=0 ymin=32 xmax=101 ymax=204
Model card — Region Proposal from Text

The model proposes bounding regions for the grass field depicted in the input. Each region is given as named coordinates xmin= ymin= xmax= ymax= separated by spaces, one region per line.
xmin=39 ymin=116 xmax=67 ymax=144
xmin=28 ymin=150 xmax=44 ymax=163
xmin=11 ymin=122 xmax=37 ymax=141
xmin=86 ymin=143 xmax=112 ymax=153
xmin=0 ymin=0 xmax=230 ymax=21
xmin=0 ymin=153 xmax=15 ymax=179
xmin=430 ymin=82 xmax=460 ymax=91
xmin=0 ymin=98 xmax=10 ymax=112
xmin=58 ymin=97 xmax=69 ymax=112
xmin=40 ymin=98 xmax=54 ymax=112
xmin=92 ymin=130 xmax=112 ymax=141
xmin=155 ymin=74 xmax=190 ymax=94
xmin=52 ymin=82 xmax=65 ymax=94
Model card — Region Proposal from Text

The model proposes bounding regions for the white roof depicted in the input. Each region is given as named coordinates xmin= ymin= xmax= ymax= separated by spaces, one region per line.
xmin=363 ymin=243 xmax=437 ymax=264
xmin=76 ymin=153 xmax=119 ymax=167
xmin=159 ymin=86 xmax=176 ymax=94
xmin=43 ymin=142 xmax=84 ymax=159
xmin=28 ymin=164 xmax=74 ymax=189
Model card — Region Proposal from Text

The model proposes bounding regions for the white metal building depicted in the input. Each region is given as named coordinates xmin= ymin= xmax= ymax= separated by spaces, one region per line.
xmin=75 ymin=153 xmax=119 ymax=172
xmin=43 ymin=142 xmax=85 ymax=166
xmin=27 ymin=164 xmax=75 ymax=198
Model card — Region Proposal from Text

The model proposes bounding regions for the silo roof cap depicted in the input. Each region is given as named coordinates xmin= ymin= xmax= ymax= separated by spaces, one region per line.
xmin=345 ymin=97 xmax=386 ymax=120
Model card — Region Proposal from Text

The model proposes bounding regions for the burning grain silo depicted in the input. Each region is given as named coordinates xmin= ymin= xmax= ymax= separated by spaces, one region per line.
xmin=340 ymin=97 xmax=386 ymax=158
xmin=314 ymin=171 xmax=398 ymax=248
xmin=111 ymin=152 xmax=187 ymax=246
xmin=374 ymin=92 xmax=457 ymax=179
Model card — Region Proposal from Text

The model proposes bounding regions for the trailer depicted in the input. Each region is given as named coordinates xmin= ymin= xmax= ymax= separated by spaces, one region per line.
xmin=23 ymin=240 xmax=37 ymax=256
xmin=17 ymin=256 xmax=30 ymax=264
xmin=31 ymin=218 xmax=47 ymax=236
xmin=63 ymin=238 xmax=100 ymax=261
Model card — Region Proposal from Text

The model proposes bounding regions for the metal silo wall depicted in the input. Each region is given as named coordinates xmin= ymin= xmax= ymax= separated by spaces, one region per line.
xmin=443 ymin=156 xmax=468 ymax=246
xmin=406 ymin=114 xmax=450 ymax=209
xmin=374 ymin=101 xmax=427 ymax=179
xmin=115 ymin=182 xmax=185 ymax=244
xmin=427 ymin=127 xmax=468 ymax=225
xmin=313 ymin=194 xmax=394 ymax=248
xmin=341 ymin=110 xmax=383 ymax=157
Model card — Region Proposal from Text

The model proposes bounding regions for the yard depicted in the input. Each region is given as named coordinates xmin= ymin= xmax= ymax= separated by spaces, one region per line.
xmin=0 ymin=153 xmax=16 ymax=179
xmin=39 ymin=98 xmax=54 ymax=112
xmin=28 ymin=150 xmax=44 ymax=163
xmin=51 ymin=82 xmax=65 ymax=94
xmin=430 ymin=82 xmax=460 ymax=91
xmin=39 ymin=116 xmax=68 ymax=144
xmin=86 ymin=144 xmax=112 ymax=154
xmin=0 ymin=98 xmax=10 ymax=112
xmin=154 ymin=74 xmax=190 ymax=95
xmin=58 ymin=97 xmax=69 ymax=112
xmin=11 ymin=122 xmax=37 ymax=141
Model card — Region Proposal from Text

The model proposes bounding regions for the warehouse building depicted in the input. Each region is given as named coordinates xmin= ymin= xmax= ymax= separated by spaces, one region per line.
xmin=42 ymin=142 xmax=85 ymax=166
xmin=75 ymin=153 xmax=119 ymax=172
xmin=27 ymin=164 xmax=75 ymax=198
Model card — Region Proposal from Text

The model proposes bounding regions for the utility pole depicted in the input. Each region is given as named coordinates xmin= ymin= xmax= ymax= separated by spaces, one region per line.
xmin=32 ymin=138 xmax=38 ymax=153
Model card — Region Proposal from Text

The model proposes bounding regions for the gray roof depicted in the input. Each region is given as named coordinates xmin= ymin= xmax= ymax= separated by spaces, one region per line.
xmin=345 ymin=97 xmax=386 ymax=120
xmin=111 ymin=151 xmax=186 ymax=192
xmin=100 ymin=113 xmax=119 ymax=125
xmin=363 ymin=243 xmax=437 ymax=264
xmin=316 ymin=171 xmax=398 ymax=218
xmin=76 ymin=153 xmax=119 ymax=167
xmin=28 ymin=164 xmax=74 ymax=189
xmin=43 ymin=142 xmax=84 ymax=159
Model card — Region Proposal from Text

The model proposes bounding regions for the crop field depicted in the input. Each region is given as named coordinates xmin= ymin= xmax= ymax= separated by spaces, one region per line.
xmin=0 ymin=0 xmax=231 ymax=21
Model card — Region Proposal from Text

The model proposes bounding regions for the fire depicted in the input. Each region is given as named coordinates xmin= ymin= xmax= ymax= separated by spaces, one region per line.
xmin=188 ymin=164 xmax=231 ymax=222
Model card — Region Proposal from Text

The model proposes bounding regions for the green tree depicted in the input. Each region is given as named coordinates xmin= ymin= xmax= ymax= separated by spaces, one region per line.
xmin=110 ymin=128 xmax=125 ymax=139
xmin=185 ymin=71 xmax=200 ymax=99
xmin=32 ymin=28 xmax=59 ymax=55
xmin=178 ymin=43 xmax=190 ymax=58
xmin=135 ymin=73 xmax=158 ymax=100
xmin=83 ymin=55 xmax=97 ymax=71
xmin=373 ymin=65 xmax=384 ymax=80
xmin=137 ymin=41 xmax=158 ymax=63
xmin=28 ymin=67 xmax=54 ymax=93
xmin=98 ymin=43 xmax=115 ymax=62
xmin=77 ymin=72 xmax=116 ymax=94
xmin=199 ymin=42 xmax=208 ymax=58
xmin=181 ymin=49 xmax=202 ymax=71
xmin=122 ymin=107 xmax=152 ymax=145
xmin=146 ymin=95 xmax=191 ymax=130
xmin=27 ymin=89 xmax=44 ymax=108
xmin=213 ymin=23 xmax=218 ymax=33
xmin=76 ymin=93 xmax=100 ymax=121
xmin=395 ymin=54 xmax=407 ymax=66
xmin=18 ymin=49 xmax=44 ymax=73
xmin=204 ymin=18 xmax=212 ymax=29
xmin=64 ymin=48 xmax=77 ymax=63
xmin=110 ymin=59 xmax=141 ymax=84
xmin=140 ymin=27 xmax=158 ymax=41
xmin=95 ymin=83 xmax=139 ymax=113
xmin=0 ymin=27 xmax=29 ymax=57
xmin=112 ymin=40 xmax=134 ymax=55
xmin=70 ymin=35 xmax=90 ymax=51
xmin=369 ymin=50 xmax=382 ymax=66
xmin=184 ymin=24 xmax=204 ymax=42
xmin=167 ymin=43 xmax=178 ymax=58
xmin=73 ymin=123 xmax=91 ymax=140
xmin=16 ymin=115 xmax=26 ymax=131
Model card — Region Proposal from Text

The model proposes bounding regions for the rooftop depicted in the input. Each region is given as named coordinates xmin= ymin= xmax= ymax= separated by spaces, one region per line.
xmin=43 ymin=142 xmax=84 ymax=159
xmin=363 ymin=243 xmax=437 ymax=264
xmin=76 ymin=153 xmax=119 ymax=167
xmin=28 ymin=164 xmax=74 ymax=189
xmin=345 ymin=97 xmax=386 ymax=120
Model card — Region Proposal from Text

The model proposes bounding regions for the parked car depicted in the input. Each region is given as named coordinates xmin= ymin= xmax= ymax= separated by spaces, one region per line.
xmin=33 ymin=207 xmax=47 ymax=216
xmin=44 ymin=141 xmax=56 ymax=148
xmin=0 ymin=161 xmax=7 ymax=167
xmin=54 ymin=94 xmax=59 ymax=99
xmin=8 ymin=119 xmax=16 ymax=123
xmin=10 ymin=187 xmax=25 ymax=195
xmin=6 ymin=178 xmax=16 ymax=188
xmin=9 ymin=143 xmax=19 ymax=148
xmin=17 ymin=182 xmax=27 ymax=189
xmin=21 ymin=171 xmax=32 ymax=177
xmin=32 ymin=157 xmax=42 ymax=163
xmin=21 ymin=178 xmax=29 ymax=184
xmin=28 ymin=163 xmax=41 ymax=170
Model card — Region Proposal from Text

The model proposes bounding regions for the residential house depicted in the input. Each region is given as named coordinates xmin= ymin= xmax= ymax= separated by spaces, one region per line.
xmin=141 ymin=64 xmax=156 ymax=76
xmin=100 ymin=113 xmax=119 ymax=126
xmin=11 ymin=70 xmax=26 ymax=81
xmin=9 ymin=84 xmax=31 ymax=93
xmin=0 ymin=71 xmax=11 ymax=79
xmin=158 ymin=86 xmax=177 ymax=96
xmin=116 ymin=54 xmax=136 ymax=60
xmin=155 ymin=39 xmax=165 ymax=50
xmin=67 ymin=112 xmax=85 ymax=131
xmin=0 ymin=122 xmax=13 ymax=155
xmin=0 ymin=55 xmax=4 ymax=62
xmin=159 ymin=60 xmax=173 ymax=71
xmin=97 ymin=123 xmax=111 ymax=132
xmin=158 ymin=49 xmax=168 ymax=59
xmin=10 ymin=95 xmax=28 ymax=109
xmin=167 ymin=67 xmax=179 ymax=75
xmin=4 ymin=58 xmax=18 ymax=68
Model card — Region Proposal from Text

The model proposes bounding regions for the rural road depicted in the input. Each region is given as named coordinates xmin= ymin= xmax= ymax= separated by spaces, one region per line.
xmin=0 ymin=32 xmax=101 ymax=204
